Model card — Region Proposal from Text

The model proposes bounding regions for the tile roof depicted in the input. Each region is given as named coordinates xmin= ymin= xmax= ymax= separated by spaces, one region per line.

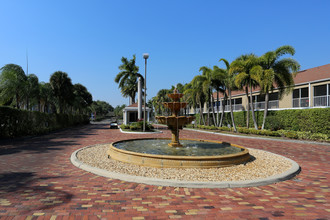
xmin=126 ymin=103 xmax=148 ymax=108
xmin=213 ymin=63 xmax=330 ymax=99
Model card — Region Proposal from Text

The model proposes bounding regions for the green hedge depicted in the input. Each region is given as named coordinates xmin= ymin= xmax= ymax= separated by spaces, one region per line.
xmin=199 ymin=108 xmax=330 ymax=135
xmin=0 ymin=106 xmax=90 ymax=138
xmin=185 ymin=124 xmax=329 ymax=142
xmin=120 ymin=121 xmax=154 ymax=131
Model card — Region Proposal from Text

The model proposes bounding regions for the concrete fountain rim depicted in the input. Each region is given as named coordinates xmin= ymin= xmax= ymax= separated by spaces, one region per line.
xmin=70 ymin=144 xmax=300 ymax=188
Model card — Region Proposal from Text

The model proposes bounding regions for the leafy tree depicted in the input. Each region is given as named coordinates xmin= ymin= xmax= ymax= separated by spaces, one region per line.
xmin=50 ymin=71 xmax=74 ymax=113
xmin=0 ymin=64 xmax=27 ymax=109
xmin=91 ymin=100 xmax=114 ymax=117
xmin=113 ymin=104 xmax=126 ymax=119
xmin=253 ymin=45 xmax=300 ymax=129
xmin=115 ymin=55 xmax=143 ymax=104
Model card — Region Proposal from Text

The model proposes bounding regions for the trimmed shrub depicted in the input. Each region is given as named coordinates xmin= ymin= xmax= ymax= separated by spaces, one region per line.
xmin=0 ymin=106 xmax=89 ymax=138
xmin=198 ymin=108 xmax=330 ymax=135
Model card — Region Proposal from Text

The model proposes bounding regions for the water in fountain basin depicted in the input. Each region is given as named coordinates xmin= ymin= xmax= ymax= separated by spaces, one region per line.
xmin=114 ymin=139 xmax=243 ymax=156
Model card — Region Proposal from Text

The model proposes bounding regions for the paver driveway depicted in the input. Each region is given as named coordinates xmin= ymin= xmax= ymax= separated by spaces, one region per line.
xmin=0 ymin=123 xmax=329 ymax=219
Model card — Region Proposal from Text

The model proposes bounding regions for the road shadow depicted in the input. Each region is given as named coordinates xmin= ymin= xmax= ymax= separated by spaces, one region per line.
xmin=0 ymin=172 xmax=73 ymax=213
xmin=0 ymin=123 xmax=99 ymax=156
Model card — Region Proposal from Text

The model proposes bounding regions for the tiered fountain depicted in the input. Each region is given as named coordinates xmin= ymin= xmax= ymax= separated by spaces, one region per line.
xmin=108 ymin=89 xmax=251 ymax=168
xmin=155 ymin=88 xmax=194 ymax=147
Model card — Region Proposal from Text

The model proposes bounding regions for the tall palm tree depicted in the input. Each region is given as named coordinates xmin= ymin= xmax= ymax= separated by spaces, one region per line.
xmin=190 ymin=75 xmax=207 ymax=125
xmin=193 ymin=66 xmax=216 ymax=125
xmin=50 ymin=71 xmax=74 ymax=113
xmin=231 ymin=54 xmax=259 ymax=129
xmin=252 ymin=45 xmax=300 ymax=129
xmin=219 ymin=58 xmax=237 ymax=132
xmin=24 ymin=74 xmax=39 ymax=110
xmin=73 ymin=83 xmax=93 ymax=114
xmin=211 ymin=66 xmax=226 ymax=126
xmin=39 ymin=82 xmax=53 ymax=113
xmin=115 ymin=55 xmax=143 ymax=104
xmin=154 ymin=89 xmax=171 ymax=116
xmin=0 ymin=64 xmax=27 ymax=109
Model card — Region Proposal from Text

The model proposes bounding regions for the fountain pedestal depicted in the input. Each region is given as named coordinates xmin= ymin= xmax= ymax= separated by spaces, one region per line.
xmin=156 ymin=89 xmax=194 ymax=147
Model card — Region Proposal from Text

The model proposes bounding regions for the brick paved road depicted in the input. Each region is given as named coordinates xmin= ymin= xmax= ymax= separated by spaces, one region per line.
xmin=0 ymin=123 xmax=329 ymax=219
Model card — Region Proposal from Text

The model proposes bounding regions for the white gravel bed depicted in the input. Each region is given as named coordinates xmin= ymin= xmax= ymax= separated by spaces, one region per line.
xmin=76 ymin=144 xmax=292 ymax=182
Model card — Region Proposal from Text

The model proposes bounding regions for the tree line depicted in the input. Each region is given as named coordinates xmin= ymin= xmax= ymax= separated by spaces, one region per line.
xmin=0 ymin=63 xmax=113 ymax=117
xmin=151 ymin=45 xmax=300 ymax=131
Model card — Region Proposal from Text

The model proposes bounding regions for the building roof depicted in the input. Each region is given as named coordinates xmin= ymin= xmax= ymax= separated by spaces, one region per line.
xmin=213 ymin=63 xmax=330 ymax=99
xmin=293 ymin=63 xmax=330 ymax=85
xmin=124 ymin=103 xmax=150 ymax=110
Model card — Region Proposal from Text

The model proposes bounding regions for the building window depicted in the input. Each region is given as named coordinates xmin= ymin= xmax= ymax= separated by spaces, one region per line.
xmin=252 ymin=93 xmax=278 ymax=110
xmin=293 ymin=87 xmax=309 ymax=108
xmin=314 ymin=84 xmax=329 ymax=107
xmin=220 ymin=98 xmax=243 ymax=112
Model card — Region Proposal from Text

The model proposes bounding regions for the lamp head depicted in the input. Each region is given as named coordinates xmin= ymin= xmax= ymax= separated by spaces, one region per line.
xmin=143 ymin=53 xmax=149 ymax=59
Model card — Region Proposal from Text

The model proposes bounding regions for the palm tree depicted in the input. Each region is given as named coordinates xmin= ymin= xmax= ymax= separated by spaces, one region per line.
xmin=154 ymin=89 xmax=171 ymax=116
xmin=219 ymin=58 xmax=237 ymax=132
xmin=193 ymin=66 xmax=216 ymax=125
xmin=50 ymin=71 xmax=74 ymax=113
xmin=252 ymin=45 xmax=300 ymax=129
xmin=211 ymin=66 xmax=226 ymax=127
xmin=24 ymin=74 xmax=39 ymax=110
xmin=231 ymin=54 xmax=259 ymax=129
xmin=115 ymin=55 xmax=143 ymax=104
xmin=73 ymin=83 xmax=93 ymax=114
xmin=190 ymin=75 xmax=207 ymax=125
xmin=39 ymin=82 xmax=53 ymax=113
xmin=0 ymin=64 xmax=27 ymax=109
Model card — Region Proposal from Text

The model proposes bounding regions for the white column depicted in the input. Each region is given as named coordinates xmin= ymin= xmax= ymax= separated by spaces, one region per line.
xmin=327 ymin=83 xmax=329 ymax=106
xmin=138 ymin=77 xmax=142 ymax=120
xmin=123 ymin=110 xmax=127 ymax=125
xmin=309 ymin=83 xmax=311 ymax=107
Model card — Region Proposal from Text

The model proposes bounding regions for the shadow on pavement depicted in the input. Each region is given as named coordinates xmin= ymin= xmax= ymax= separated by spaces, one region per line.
xmin=0 ymin=124 xmax=100 ymax=156
xmin=0 ymin=172 xmax=73 ymax=213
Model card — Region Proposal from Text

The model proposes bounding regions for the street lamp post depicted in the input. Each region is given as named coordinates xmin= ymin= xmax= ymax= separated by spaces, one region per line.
xmin=143 ymin=53 xmax=149 ymax=132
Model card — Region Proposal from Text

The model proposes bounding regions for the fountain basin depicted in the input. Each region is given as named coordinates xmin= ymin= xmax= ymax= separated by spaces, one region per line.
xmin=107 ymin=138 xmax=251 ymax=168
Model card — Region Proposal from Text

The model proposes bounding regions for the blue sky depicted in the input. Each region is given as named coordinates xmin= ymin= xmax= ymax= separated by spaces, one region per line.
xmin=1 ymin=0 xmax=329 ymax=107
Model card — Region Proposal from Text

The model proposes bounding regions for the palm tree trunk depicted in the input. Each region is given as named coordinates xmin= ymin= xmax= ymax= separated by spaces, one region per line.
xmin=229 ymin=87 xmax=237 ymax=132
xmin=250 ymin=81 xmax=258 ymax=129
xmin=245 ymin=86 xmax=250 ymax=128
xmin=262 ymin=92 xmax=269 ymax=130
xmin=219 ymin=96 xmax=226 ymax=127
xmin=16 ymin=92 xmax=20 ymax=109
xmin=210 ymin=90 xmax=217 ymax=126
xmin=216 ymin=90 xmax=220 ymax=127
xmin=198 ymin=101 xmax=204 ymax=125
xmin=207 ymin=97 xmax=210 ymax=126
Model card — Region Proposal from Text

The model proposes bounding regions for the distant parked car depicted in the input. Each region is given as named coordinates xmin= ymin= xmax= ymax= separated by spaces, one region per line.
xmin=110 ymin=122 xmax=118 ymax=129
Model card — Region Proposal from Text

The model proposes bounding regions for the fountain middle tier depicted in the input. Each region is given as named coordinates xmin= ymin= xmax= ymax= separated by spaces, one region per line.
xmin=156 ymin=116 xmax=194 ymax=129
xmin=162 ymin=102 xmax=188 ymax=114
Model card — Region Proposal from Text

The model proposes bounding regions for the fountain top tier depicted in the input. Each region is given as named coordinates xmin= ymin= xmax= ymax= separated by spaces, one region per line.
xmin=167 ymin=88 xmax=183 ymax=102
xmin=163 ymin=88 xmax=187 ymax=117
